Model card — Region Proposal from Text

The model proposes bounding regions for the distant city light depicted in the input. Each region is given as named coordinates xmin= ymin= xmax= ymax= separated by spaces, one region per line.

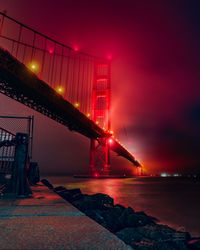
xmin=74 ymin=102 xmax=80 ymax=108
xmin=160 ymin=173 xmax=171 ymax=177
xmin=56 ymin=86 xmax=64 ymax=94
xmin=173 ymin=173 xmax=179 ymax=177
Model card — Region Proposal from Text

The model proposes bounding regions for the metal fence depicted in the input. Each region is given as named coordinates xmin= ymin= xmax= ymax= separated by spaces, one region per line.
xmin=0 ymin=116 xmax=34 ymax=160
xmin=0 ymin=127 xmax=15 ymax=174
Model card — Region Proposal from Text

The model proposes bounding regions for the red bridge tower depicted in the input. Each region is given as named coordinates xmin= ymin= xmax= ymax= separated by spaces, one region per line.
xmin=90 ymin=61 xmax=111 ymax=176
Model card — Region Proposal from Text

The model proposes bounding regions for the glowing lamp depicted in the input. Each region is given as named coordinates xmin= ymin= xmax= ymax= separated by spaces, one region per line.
xmin=87 ymin=113 xmax=91 ymax=117
xmin=94 ymin=173 xmax=99 ymax=178
xmin=29 ymin=62 xmax=38 ymax=72
xmin=74 ymin=102 xmax=80 ymax=108
xmin=108 ymin=138 xmax=113 ymax=144
xmin=74 ymin=46 xmax=79 ymax=52
xmin=56 ymin=86 xmax=64 ymax=94
xmin=96 ymin=121 xmax=99 ymax=125
xmin=49 ymin=49 xmax=53 ymax=54
xmin=107 ymin=54 xmax=112 ymax=60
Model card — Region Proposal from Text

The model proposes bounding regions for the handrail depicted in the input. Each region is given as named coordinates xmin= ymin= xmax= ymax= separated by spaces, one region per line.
xmin=0 ymin=126 xmax=15 ymax=136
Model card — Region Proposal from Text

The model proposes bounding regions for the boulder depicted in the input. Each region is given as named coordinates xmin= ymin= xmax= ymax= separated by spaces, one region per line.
xmin=54 ymin=186 xmax=68 ymax=192
xmin=118 ymin=211 xmax=156 ymax=228
xmin=118 ymin=207 xmax=136 ymax=228
xmin=40 ymin=179 xmax=53 ymax=189
xmin=72 ymin=193 xmax=114 ymax=212
xmin=114 ymin=203 xmax=126 ymax=212
xmin=91 ymin=193 xmax=114 ymax=209
xmin=84 ymin=209 xmax=107 ymax=228
xmin=134 ymin=211 xmax=157 ymax=226
xmin=116 ymin=226 xmax=189 ymax=250
xmin=134 ymin=239 xmax=188 ymax=250
xmin=116 ymin=227 xmax=144 ymax=245
xmin=99 ymin=207 xmax=125 ymax=232
xmin=57 ymin=188 xmax=83 ymax=202
xmin=137 ymin=224 xmax=191 ymax=242
xmin=187 ymin=239 xmax=200 ymax=249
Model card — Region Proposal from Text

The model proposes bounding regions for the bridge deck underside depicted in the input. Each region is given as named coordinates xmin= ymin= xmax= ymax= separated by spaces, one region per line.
xmin=0 ymin=48 xmax=139 ymax=166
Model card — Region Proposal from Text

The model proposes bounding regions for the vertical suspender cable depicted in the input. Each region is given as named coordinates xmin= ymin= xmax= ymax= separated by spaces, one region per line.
xmin=50 ymin=42 xmax=56 ymax=88
xmin=30 ymin=32 xmax=36 ymax=62
xmin=64 ymin=49 xmax=71 ymax=101
xmin=59 ymin=45 xmax=64 ymax=87
xmin=40 ymin=37 xmax=47 ymax=80
xmin=16 ymin=25 xmax=22 ymax=58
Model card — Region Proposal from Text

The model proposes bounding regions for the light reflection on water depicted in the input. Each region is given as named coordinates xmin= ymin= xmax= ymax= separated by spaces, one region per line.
xmin=45 ymin=176 xmax=200 ymax=237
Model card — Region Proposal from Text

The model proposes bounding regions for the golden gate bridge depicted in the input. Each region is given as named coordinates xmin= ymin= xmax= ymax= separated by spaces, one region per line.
xmin=0 ymin=12 xmax=142 ymax=177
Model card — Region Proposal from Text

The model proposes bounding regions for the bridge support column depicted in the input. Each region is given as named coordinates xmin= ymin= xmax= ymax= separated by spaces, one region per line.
xmin=136 ymin=166 xmax=142 ymax=176
xmin=90 ymin=61 xmax=111 ymax=176
xmin=90 ymin=138 xmax=110 ymax=176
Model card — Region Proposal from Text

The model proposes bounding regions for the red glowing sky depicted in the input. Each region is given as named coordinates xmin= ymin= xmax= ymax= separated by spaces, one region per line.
xmin=0 ymin=0 xmax=200 ymax=174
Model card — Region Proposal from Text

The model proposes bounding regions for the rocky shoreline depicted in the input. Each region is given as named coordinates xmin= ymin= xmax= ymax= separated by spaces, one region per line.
xmin=41 ymin=179 xmax=200 ymax=250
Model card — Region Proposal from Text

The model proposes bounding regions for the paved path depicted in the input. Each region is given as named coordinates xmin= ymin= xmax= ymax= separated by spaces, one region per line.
xmin=0 ymin=184 xmax=132 ymax=250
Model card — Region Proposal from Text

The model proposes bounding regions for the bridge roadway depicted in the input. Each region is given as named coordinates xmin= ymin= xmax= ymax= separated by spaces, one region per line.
xmin=0 ymin=183 xmax=131 ymax=249
xmin=0 ymin=47 xmax=139 ymax=166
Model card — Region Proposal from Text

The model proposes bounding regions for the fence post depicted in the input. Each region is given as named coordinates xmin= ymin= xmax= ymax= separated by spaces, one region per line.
xmin=10 ymin=133 xmax=32 ymax=197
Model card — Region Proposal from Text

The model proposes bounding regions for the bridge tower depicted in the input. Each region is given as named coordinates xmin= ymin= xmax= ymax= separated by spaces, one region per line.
xmin=90 ymin=61 xmax=111 ymax=176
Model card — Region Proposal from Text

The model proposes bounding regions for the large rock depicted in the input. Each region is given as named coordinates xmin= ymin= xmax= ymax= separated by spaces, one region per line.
xmin=80 ymin=204 xmax=126 ymax=232
xmin=54 ymin=186 xmax=67 ymax=192
xmin=57 ymin=188 xmax=83 ymax=202
xmin=115 ymin=203 xmax=126 ymax=212
xmin=116 ymin=227 xmax=144 ymax=245
xmin=84 ymin=209 xmax=107 ymax=228
xmin=134 ymin=239 xmax=188 ymax=250
xmin=99 ymin=206 xmax=126 ymax=232
xmin=118 ymin=209 xmax=157 ymax=228
xmin=72 ymin=193 xmax=114 ymax=212
xmin=116 ymin=226 xmax=190 ymax=250
xmin=91 ymin=193 xmax=114 ymax=208
xmin=136 ymin=224 xmax=191 ymax=242
xmin=187 ymin=239 xmax=200 ymax=249
xmin=41 ymin=179 xmax=53 ymax=189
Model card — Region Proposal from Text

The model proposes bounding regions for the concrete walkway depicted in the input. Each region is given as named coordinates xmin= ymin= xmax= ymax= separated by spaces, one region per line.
xmin=0 ymin=184 xmax=132 ymax=250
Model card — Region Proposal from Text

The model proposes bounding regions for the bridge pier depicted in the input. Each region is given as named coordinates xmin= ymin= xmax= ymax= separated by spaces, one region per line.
xmin=89 ymin=138 xmax=110 ymax=176
xmin=136 ymin=166 xmax=143 ymax=176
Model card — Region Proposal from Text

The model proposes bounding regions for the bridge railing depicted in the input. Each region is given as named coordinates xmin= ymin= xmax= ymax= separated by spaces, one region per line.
xmin=0 ymin=127 xmax=15 ymax=175
xmin=0 ymin=127 xmax=32 ymax=196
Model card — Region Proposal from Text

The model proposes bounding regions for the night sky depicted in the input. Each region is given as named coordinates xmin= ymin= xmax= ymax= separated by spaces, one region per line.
xmin=0 ymin=0 xmax=200 ymax=175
